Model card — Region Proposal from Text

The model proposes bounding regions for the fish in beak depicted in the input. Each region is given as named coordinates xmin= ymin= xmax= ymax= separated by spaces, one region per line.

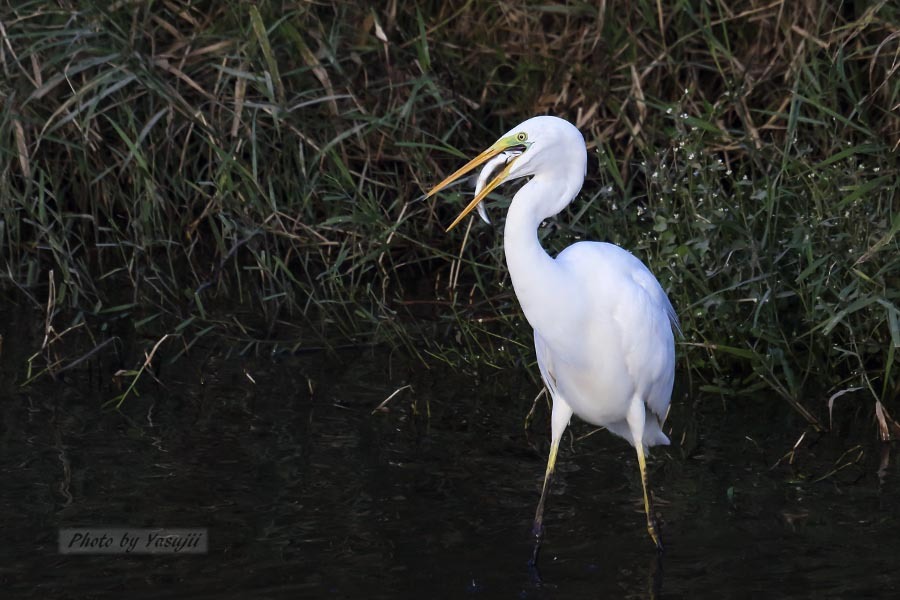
xmin=425 ymin=134 xmax=529 ymax=231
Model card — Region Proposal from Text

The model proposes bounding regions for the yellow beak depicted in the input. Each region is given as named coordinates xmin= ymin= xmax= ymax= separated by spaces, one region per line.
xmin=425 ymin=138 xmax=524 ymax=231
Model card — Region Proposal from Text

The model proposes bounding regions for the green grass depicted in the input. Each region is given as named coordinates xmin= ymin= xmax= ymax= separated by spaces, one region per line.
xmin=1 ymin=1 xmax=898 ymax=429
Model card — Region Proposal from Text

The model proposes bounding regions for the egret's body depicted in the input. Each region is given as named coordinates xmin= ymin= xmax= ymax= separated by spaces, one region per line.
xmin=530 ymin=242 xmax=676 ymax=445
xmin=426 ymin=116 xmax=679 ymax=560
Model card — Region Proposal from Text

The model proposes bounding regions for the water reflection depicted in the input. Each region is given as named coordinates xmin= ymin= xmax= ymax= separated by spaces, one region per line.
xmin=2 ymin=342 xmax=899 ymax=598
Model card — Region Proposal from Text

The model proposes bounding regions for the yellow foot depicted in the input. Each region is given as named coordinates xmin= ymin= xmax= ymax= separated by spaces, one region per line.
xmin=647 ymin=517 xmax=663 ymax=552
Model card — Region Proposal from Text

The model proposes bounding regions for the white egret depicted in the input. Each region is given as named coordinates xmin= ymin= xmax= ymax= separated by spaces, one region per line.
xmin=426 ymin=116 xmax=679 ymax=560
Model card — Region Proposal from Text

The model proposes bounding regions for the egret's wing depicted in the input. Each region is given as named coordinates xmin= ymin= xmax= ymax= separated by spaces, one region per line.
xmin=629 ymin=266 xmax=681 ymax=338
xmin=625 ymin=265 xmax=677 ymax=433
xmin=533 ymin=331 xmax=557 ymax=399
xmin=555 ymin=242 xmax=677 ymax=438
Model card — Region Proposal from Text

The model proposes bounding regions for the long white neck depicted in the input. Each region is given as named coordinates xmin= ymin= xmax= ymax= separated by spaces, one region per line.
xmin=503 ymin=174 xmax=583 ymax=351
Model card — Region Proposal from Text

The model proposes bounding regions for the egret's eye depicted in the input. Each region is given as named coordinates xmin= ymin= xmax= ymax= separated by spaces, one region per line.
xmin=515 ymin=132 xmax=528 ymax=142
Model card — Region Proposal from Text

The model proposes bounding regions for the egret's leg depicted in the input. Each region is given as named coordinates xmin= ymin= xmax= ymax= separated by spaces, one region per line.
xmin=530 ymin=398 xmax=573 ymax=566
xmin=532 ymin=436 xmax=560 ymax=538
xmin=634 ymin=438 xmax=663 ymax=551
xmin=627 ymin=397 xmax=663 ymax=552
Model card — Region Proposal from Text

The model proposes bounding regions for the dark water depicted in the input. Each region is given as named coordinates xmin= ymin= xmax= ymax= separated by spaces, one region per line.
xmin=2 ymin=330 xmax=899 ymax=598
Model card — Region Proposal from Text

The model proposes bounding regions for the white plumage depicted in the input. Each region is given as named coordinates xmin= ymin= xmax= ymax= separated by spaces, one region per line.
xmin=534 ymin=241 xmax=678 ymax=448
xmin=426 ymin=115 xmax=679 ymax=560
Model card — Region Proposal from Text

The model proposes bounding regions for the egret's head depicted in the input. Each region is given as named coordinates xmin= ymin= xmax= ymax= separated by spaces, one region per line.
xmin=426 ymin=116 xmax=587 ymax=231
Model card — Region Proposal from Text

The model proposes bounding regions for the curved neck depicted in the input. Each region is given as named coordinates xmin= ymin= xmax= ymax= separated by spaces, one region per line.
xmin=503 ymin=175 xmax=582 ymax=349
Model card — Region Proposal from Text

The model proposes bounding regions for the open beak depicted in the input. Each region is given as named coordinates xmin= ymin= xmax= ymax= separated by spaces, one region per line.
xmin=425 ymin=138 xmax=525 ymax=231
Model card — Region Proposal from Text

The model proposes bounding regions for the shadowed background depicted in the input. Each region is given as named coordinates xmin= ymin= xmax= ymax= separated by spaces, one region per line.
xmin=3 ymin=1 xmax=897 ymax=423
xmin=2 ymin=2 xmax=900 ymax=597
